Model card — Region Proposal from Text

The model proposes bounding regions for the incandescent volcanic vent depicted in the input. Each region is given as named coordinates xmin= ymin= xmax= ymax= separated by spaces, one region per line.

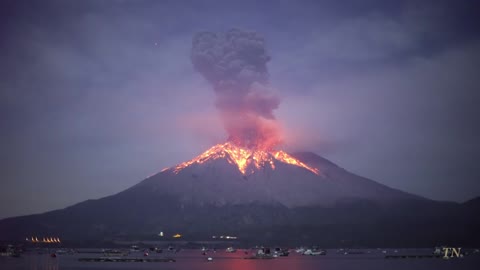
xmin=168 ymin=142 xmax=319 ymax=175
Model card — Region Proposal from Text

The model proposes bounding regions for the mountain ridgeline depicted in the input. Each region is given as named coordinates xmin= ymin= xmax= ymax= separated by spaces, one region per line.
xmin=0 ymin=151 xmax=478 ymax=247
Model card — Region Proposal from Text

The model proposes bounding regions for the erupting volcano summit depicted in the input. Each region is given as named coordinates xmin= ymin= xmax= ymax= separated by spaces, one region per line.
xmin=164 ymin=29 xmax=321 ymax=177
xmin=168 ymin=142 xmax=319 ymax=175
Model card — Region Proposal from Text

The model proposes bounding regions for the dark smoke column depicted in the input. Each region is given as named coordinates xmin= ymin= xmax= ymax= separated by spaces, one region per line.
xmin=191 ymin=29 xmax=281 ymax=150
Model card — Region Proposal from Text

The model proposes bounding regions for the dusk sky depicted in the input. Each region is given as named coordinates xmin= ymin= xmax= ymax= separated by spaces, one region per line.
xmin=1 ymin=0 xmax=479 ymax=219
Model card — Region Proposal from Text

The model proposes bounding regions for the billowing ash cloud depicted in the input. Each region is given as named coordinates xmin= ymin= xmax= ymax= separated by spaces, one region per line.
xmin=191 ymin=29 xmax=281 ymax=149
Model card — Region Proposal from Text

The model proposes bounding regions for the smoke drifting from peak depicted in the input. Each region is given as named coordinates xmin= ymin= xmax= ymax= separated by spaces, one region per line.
xmin=191 ymin=29 xmax=281 ymax=150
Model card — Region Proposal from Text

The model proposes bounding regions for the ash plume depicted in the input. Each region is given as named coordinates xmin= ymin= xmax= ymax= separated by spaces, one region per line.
xmin=191 ymin=29 xmax=281 ymax=150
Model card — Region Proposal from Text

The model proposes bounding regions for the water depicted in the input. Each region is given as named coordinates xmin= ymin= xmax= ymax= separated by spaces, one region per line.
xmin=1 ymin=249 xmax=479 ymax=270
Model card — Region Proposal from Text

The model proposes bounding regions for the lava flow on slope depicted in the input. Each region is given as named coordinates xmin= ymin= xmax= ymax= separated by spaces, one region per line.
xmin=169 ymin=142 xmax=319 ymax=175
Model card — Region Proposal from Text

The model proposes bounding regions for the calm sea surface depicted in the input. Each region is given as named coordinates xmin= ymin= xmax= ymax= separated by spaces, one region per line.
xmin=1 ymin=249 xmax=479 ymax=270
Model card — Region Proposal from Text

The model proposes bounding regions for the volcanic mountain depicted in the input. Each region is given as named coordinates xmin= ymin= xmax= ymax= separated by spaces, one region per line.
xmin=0 ymin=143 xmax=478 ymax=246
xmin=149 ymin=142 xmax=421 ymax=207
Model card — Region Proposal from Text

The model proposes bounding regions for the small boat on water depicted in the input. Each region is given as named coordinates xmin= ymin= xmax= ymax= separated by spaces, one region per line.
xmin=226 ymin=247 xmax=236 ymax=253
xmin=0 ymin=245 xmax=21 ymax=257
xmin=130 ymin=245 xmax=140 ymax=252
xmin=303 ymin=248 xmax=326 ymax=256
xmin=245 ymin=247 xmax=275 ymax=259
xmin=295 ymin=247 xmax=306 ymax=254
xmin=273 ymin=247 xmax=290 ymax=257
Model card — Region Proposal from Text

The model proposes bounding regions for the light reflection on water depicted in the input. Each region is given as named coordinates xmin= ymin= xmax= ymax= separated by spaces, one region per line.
xmin=27 ymin=255 xmax=59 ymax=270
xmin=1 ymin=249 xmax=479 ymax=270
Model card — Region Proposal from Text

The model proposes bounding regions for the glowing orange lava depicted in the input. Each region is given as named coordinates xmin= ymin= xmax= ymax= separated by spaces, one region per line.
xmin=170 ymin=142 xmax=319 ymax=175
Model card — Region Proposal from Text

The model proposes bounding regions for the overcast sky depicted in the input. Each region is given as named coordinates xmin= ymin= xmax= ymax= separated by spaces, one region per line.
xmin=1 ymin=0 xmax=479 ymax=218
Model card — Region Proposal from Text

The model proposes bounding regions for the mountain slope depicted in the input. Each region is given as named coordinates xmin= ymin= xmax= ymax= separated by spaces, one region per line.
xmin=135 ymin=149 xmax=423 ymax=208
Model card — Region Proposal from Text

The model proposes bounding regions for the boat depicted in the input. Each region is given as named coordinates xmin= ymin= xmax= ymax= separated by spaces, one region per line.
xmin=55 ymin=249 xmax=68 ymax=255
xmin=0 ymin=245 xmax=21 ymax=257
xmin=295 ymin=247 xmax=306 ymax=254
xmin=245 ymin=247 xmax=275 ymax=259
xmin=273 ymin=247 xmax=290 ymax=257
xmin=303 ymin=248 xmax=326 ymax=256
xmin=226 ymin=247 xmax=236 ymax=253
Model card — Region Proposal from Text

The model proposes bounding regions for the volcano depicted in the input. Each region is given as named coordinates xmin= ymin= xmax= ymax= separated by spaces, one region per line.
xmin=0 ymin=144 xmax=479 ymax=246
xmin=152 ymin=142 xmax=420 ymax=207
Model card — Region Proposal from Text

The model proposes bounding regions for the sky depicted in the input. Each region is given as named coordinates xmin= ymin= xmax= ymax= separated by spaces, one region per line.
xmin=1 ymin=0 xmax=479 ymax=219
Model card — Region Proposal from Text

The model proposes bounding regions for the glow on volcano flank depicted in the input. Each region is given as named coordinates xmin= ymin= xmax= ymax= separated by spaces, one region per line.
xmin=169 ymin=142 xmax=319 ymax=175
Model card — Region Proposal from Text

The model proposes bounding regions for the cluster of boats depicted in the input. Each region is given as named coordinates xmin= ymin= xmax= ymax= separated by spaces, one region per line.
xmin=104 ymin=246 xmax=326 ymax=258
xmin=255 ymin=247 xmax=290 ymax=258
xmin=0 ymin=245 xmax=22 ymax=257
xmin=295 ymin=247 xmax=327 ymax=256
xmin=201 ymin=246 xmax=313 ymax=259
xmin=107 ymin=245 xmax=182 ymax=257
